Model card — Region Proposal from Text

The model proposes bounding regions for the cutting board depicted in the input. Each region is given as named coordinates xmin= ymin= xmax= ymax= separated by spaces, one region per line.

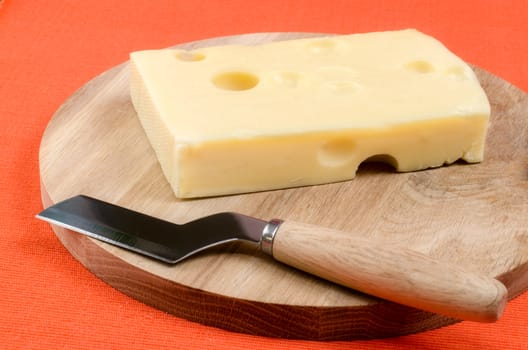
xmin=39 ymin=33 xmax=528 ymax=340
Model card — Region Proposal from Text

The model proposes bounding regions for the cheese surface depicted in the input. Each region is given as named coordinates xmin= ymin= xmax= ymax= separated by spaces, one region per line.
xmin=130 ymin=29 xmax=490 ymax=198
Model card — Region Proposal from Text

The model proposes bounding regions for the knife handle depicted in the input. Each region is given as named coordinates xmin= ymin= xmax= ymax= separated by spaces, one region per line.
xmin=266 ymin=220 xmax=507 ymax=323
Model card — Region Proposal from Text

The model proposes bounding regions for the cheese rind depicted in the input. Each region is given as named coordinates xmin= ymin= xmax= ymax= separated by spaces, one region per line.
xmin=130 ymin=29 xmax=490 ymax=198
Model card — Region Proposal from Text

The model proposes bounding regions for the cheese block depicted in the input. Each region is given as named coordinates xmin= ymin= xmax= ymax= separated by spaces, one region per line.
xmin=129 ymin=29 xmax=490 ymax=198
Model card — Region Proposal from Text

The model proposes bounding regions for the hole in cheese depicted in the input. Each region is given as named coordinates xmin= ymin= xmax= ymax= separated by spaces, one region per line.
xmin=322 ymin=80 xmax=362 ymax=93
xmin=445 ymin=66 xmax=470 ymax=81
xmin=175 ymin=51 xmax=205 ymax=62
xmin=307 ymin=39 xmax=336 ymax=54
xmin=272 ymin=72 xmax=300 ymax=88
xmin=363 ymin=154 xmax=398 ymax=169
xmin=318 ymin=138 xmax=358 ymax=167
xmin=405 ymin=60 xmax=435 ymax=73
xmin=356 ymin=155 xmax=398 ymax=176
xmin=212 ymin=72 xmax=259 ymax=91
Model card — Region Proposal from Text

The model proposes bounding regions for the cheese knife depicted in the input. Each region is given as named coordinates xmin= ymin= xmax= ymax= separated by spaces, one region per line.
xmin=36 ymin=195 xmax=507 ymax=322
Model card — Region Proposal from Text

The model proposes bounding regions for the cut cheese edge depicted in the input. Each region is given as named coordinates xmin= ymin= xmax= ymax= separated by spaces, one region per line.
xmin=130 ymin=29 xmax=490 ymax=198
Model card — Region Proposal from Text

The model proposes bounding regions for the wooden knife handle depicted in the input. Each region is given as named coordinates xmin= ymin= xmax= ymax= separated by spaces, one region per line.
xmin=269 ymin=220 xmax=507 ymax=322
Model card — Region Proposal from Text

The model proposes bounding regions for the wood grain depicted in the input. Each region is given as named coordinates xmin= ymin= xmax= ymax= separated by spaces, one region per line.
xmin=38 ymin=32 xmax=528 ymax=340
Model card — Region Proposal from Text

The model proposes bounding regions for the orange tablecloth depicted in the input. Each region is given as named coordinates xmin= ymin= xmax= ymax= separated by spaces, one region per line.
xmin=1 ymin=1 xmax=527 ymax=349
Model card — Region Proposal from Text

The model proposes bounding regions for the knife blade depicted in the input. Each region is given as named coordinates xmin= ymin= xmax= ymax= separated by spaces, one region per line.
xmin=37 ymin=195 xmax=507 ymax=323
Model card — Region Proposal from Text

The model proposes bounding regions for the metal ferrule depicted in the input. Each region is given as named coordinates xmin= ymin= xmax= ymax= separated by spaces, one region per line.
xmin=260 ymin=219 xmax=283 ymax=256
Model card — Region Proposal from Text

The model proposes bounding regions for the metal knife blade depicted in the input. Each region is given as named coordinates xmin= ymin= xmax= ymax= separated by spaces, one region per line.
xmin=36 ymin=195 xmax=508 ymax=323
xmin=36 ymin=195 xmax=274 ymax=263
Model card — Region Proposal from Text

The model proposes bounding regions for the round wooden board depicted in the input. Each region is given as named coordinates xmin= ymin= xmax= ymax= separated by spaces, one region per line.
xmin=39 ymin=33 xmax=528 ymax=340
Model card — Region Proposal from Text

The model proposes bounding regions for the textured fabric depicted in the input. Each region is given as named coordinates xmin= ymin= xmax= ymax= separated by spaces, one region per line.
xmin=1 ymin=0 xmax=527 ymax=349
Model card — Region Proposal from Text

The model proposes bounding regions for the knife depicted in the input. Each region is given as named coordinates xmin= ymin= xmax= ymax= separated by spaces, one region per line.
xmin=36 ymin=195 xmax=507 ymax=322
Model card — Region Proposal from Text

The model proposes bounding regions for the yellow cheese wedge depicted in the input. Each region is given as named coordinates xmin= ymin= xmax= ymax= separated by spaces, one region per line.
xmin=130 ymin=29 xmax=490 ymax=198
